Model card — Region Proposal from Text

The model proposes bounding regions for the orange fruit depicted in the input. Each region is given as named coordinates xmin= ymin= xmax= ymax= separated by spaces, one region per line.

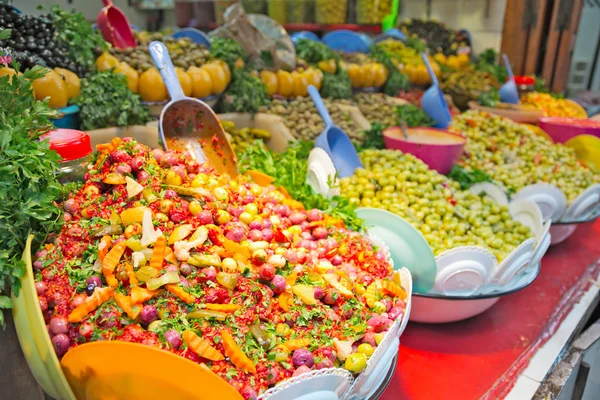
xmin=347 ymin=64 xmax=363 ymax=88
xmin=361 ymin=64 xmax=377 ymax=88
xmin=33 ymin=69 xmax=69 ymax=108
xmin=304 ymin=68 xmax=323 ymax=91
xmin=138 ymin=67 xmax=168 ymax=102
xmin=234 ymin=58 xmax=245 ymax=70
xmin=317 ymin=59 xmax=337 ymax=74
xmin=113 ymin=62 xmax=139 ymax=93
xmin=175 ymin=67 xmax=193 ymax=97
xmin=201 ymin=63 xmax=227 ymax=95
xmin=95 ymin=52 xmax=119 ymax=72
xmin=276 ymin=70 xmax=293 ymax=97
xmin=188 ymin=67 xmax=213 ymax=98
xmin=54 ymin=67 xmax=81 ymax=99
xmin=291 ymin=71 xmax=309 ymax=97
xmin=214 ymin=60 xmax=231 ymax=84
xmin=259 ymin=70 xmax=278 ymax=97
xmin=416 ymin=64 xmax=429 ymax=85
xmin=403 ymin=64 xmax=418 ymax=84
xmin=372 ymin=64 xmax=388 ymax=87
xmin=0 ymin=66 xmax=17 ymax=82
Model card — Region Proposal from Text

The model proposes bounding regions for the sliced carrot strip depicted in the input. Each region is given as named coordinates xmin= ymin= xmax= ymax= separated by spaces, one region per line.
xmin=280 ymin=338 xmax=311 ymax=353
xmin=204 ymin=303 xmax=240 ymax=313
xmin=68 ymin=287 xmax=114 ymax=323
xmin=102 ymin=241 xmax=127 ymax=287
xmin=285 ymin=271 xmax=298 ymax=286
xmin=365 ymin=281 xmax=380 ymax=308
xmin=278 ymin=292 xmax=292 ymax=312
xmin=131 ymin=286 xmax=160 ymax=304
xmin=149 ymin=236 xmax=166 ymax=270
xmin=164 ymin=246 xmax=177 ymax=264
xmin=97 ymin=235 xmax=112 ymax=263
xmin=102 ymin=173 xmax=127 ymax=185
xmin=183 ymin=330 xmax=224 ymax=361
xmin=323 ymin=274 xmax=354 ymax=299
xmin=221 ymin=330 xmax=256 ymax=374
xmin=124 ymin=262 xmax=138 ymax=286
xmin=381 ymin=280 xmax=407 ymax=300
xmin=165 ymin=284 xmax=195 ymax=304
xmin=114 ymin=293 xmax=141 ymax=320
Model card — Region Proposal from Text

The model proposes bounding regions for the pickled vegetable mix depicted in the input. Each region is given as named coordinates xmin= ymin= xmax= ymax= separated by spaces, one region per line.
xmin=452 ymin=111 xmax=600 ymax=203
xmin=35 ymin=138 xmax=407 ymax=399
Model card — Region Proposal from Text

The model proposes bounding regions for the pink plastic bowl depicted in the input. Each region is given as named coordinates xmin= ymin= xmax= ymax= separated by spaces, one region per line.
xmin=383 ymin=127 xmax=466 ymax=175
xmin=539 ymin=117 xmax=600 ymax=143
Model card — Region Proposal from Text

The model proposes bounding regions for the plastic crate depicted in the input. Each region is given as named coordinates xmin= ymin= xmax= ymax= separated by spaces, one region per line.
xmin=315 ymin=0 xmax=348 ymax=24
xmin=242 ymin=0 xmax=267 ymax=14
xmin=355 ymin=0 xmax=391 ymax=24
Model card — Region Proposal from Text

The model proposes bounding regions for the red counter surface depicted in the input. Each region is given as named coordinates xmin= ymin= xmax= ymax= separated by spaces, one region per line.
xmin=384 ymin=219 xmax=600 ymax=400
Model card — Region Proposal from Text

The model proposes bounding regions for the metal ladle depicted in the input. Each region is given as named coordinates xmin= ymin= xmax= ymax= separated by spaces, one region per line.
xmin=148 ymin=41 xmax=238 ymax=178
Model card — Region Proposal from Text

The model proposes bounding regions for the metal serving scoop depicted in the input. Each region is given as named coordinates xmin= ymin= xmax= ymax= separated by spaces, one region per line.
xmin=148 ymin=41 xmax=238 ymax=178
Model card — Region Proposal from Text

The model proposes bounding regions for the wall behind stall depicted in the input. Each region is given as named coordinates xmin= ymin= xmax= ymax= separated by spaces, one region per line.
xmin=15 ymin=0 xmax=506 ymax=54
xmin=16 ymin=0 xmax=177 ymax=30
xmin=401 ymin=0 xmax=507 ymax=54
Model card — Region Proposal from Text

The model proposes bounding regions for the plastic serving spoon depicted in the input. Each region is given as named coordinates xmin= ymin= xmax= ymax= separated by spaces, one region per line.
xmin=499 ymin=53 xmax=520 ymax=104
xmin=420 ymin=53 xmax=452 ymax=128
xmin=308 ymin=85 xmax=363 ymax=178
xmin=96 ymin=0 xmax=136 ymax=49
xmin=149 ymin=41 xmax=238 ymax=178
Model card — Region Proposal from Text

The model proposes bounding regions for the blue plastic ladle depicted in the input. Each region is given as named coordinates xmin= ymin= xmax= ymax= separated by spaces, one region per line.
xmin=308 ymin=85 xmax=363 ymax=178
xmin=499 ymin=53 xmax=520 ymax=104
xmin=148 ymin=41 xmax=238 ymax=178
xmin=420 ymin=53 xmax=452 ymax=129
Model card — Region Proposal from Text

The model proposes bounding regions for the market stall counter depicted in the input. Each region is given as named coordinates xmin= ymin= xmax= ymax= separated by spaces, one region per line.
xmin=386 ymin=219 xmax=600 ymax=400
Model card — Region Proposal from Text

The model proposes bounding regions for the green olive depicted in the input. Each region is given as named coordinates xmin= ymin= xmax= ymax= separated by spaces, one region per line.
xmin=345 ymin=352 xmax=367 ymax=373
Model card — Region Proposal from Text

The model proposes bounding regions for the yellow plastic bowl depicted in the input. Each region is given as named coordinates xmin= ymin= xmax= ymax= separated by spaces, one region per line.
xmin=11 ymin=235 xmax=76 ymax=400
xmin=61 ymin=341 xmax=243 ymax=400
xmin=521 ymin=123 xmax=553 ymax=142
xmin=565 ymin=134 xmax=600 ymax=173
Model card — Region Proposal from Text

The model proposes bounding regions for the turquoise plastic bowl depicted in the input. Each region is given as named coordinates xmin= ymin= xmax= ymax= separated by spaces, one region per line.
xmin=356 ymin=207 xmax=436 ymax=293
xmin=53 ymin=105 xmax=80 ymax=130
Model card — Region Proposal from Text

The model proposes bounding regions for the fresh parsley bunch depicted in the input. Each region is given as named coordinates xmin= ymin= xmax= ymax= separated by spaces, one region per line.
xmin=320 ymin=70 xmax=352 ymax=100
xmin=295 ymin=39 xmax=338 ymax=64
xmin=209 ymin=37 xmax=248 ymax=70
xmin=75 ymin=71 xmax=150 ymax=130
xmin=396 ymin=104 xmax=435 ymax=127
xmin=237 ymin=142 xmax=364 ymax=231
xmin=50 ymin=5 xmax=108 ymax=73
xmin=220 ymin=69 xmax=270 ymax=114
xmin=0 ymin=62 xmax=64 ymax=327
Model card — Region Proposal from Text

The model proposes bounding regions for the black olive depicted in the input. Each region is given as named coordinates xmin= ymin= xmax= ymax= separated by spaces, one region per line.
xmin=85 ymin=284 xmax=96 ymax=296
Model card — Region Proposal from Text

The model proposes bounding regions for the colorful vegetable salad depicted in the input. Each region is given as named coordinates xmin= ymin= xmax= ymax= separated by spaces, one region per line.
xmin=34 ymin=138 xmax=407 ymax=399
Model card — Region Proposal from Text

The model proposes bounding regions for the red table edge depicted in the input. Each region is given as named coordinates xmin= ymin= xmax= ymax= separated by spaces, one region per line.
xmin=481 ymin=260 xmax=600 ymax=399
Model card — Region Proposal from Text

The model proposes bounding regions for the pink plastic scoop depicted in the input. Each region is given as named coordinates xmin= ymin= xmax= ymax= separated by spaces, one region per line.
xmin=96 ymin=0 xmax=136 ymax=49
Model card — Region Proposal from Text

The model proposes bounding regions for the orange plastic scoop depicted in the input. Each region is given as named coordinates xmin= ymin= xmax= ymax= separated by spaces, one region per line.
xmin=61 ymin=341 xmax=243 ymax=400
xmin=245 ymin=170 xmax=291 ymax=198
